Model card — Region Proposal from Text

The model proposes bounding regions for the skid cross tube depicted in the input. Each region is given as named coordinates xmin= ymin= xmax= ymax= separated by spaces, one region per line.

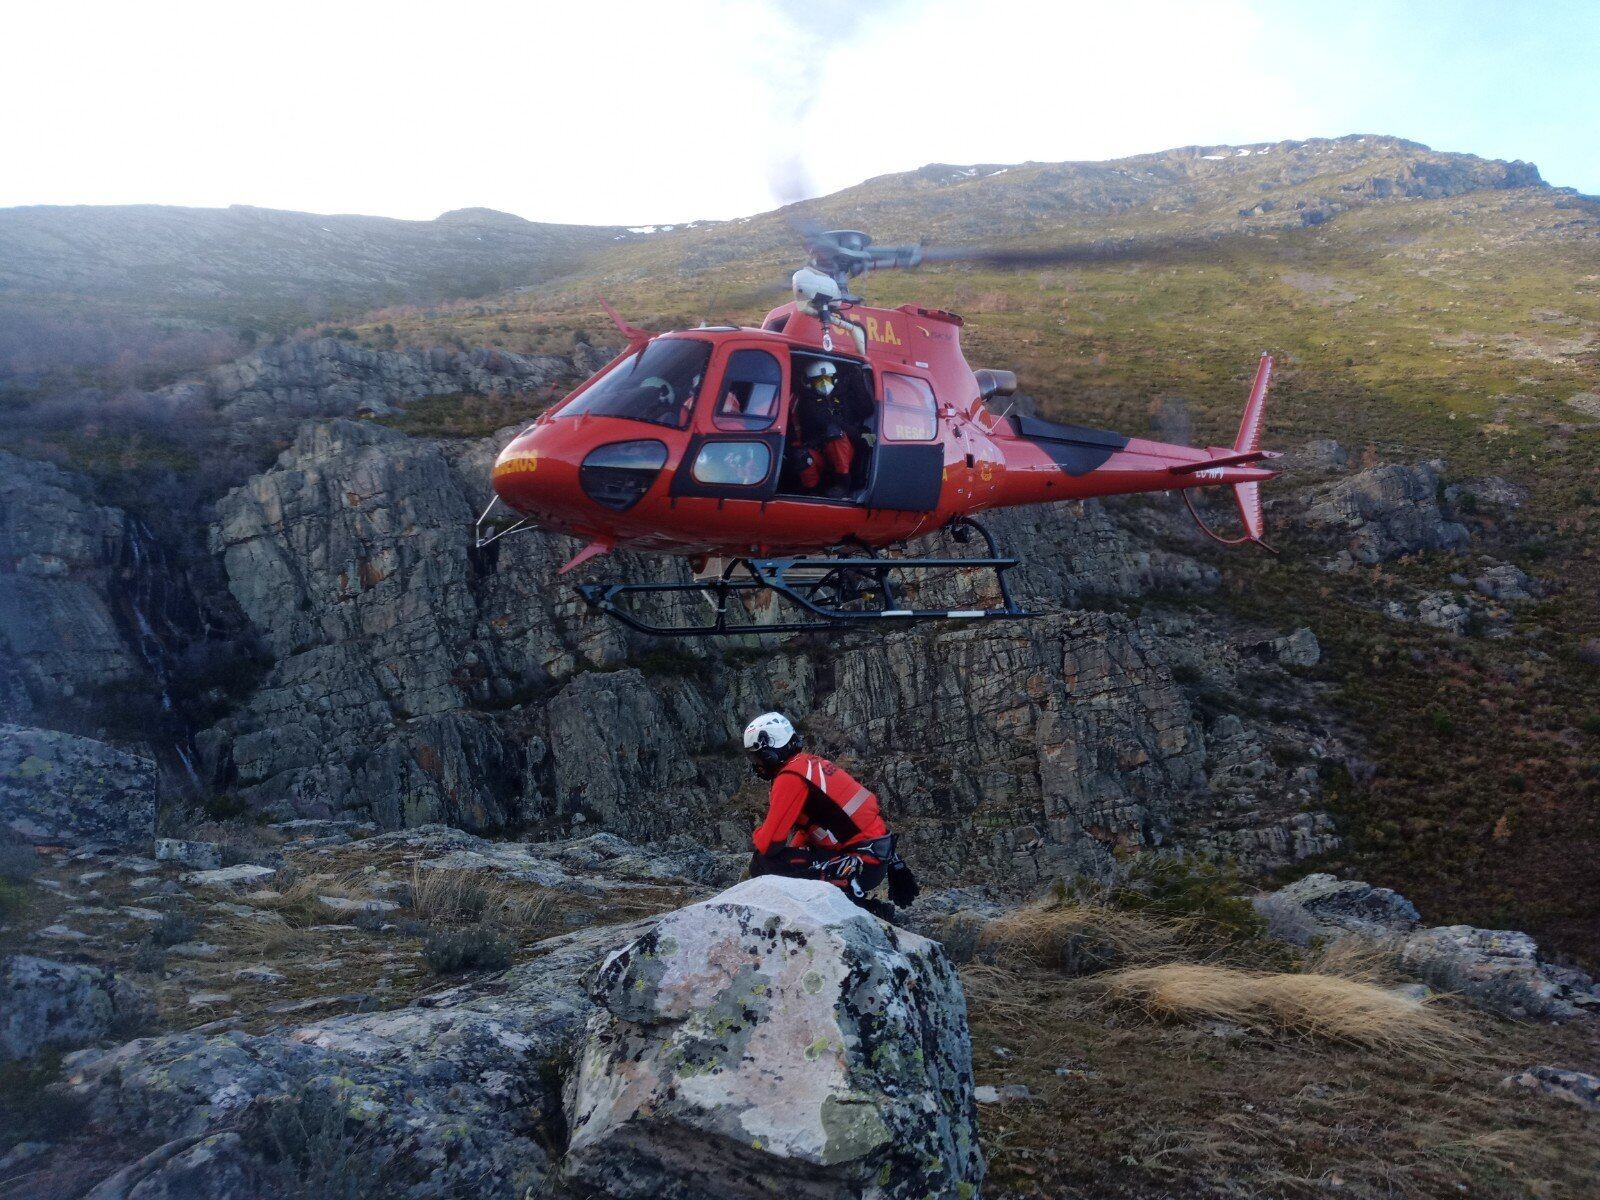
xmin=576 ymin=517 xmax=1036 ymax=638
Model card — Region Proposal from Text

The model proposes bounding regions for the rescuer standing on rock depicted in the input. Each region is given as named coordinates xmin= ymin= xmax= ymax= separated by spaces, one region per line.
xmin=743 ymin=711 xmax=919 ymax=913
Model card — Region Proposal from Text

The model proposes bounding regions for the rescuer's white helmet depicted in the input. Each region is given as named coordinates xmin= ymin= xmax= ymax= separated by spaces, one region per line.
xmin=744 ymin=711 xmax=800 ymax=779
xmin=744 ymin=711 xmax=796 ymax=752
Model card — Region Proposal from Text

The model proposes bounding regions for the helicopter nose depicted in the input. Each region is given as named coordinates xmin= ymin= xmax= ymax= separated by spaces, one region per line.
xmin=492 ymin=420 xmax=673 ymax=535
xmin=492 ymin=427 xmax=574 ymax=527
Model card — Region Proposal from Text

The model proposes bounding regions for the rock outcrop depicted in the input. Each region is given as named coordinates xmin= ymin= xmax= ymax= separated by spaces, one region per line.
xmin=0 ymin=725 xmax=156 ymax=845
xmin=1297 ymin=460 xmax=1469 ymax=566
xmin=199 ymin=418 xmax=1305 ymax=879
xmin=565 ymin=877 xmax=983 ymax=1200
xmin=1256 ymin=875 xmax=1600 ymax=1021
xmin=62 ymin=877 xmax=985 ymax=1200
xmin=1253 ymin=872 xmax=1420 ymax=944
xmin=195 ymin=337 xmax=574 ymax=424
xmin=1502 ymin=1065 xmax=1600 ymax=1111
xmin=1 ymin=954 xmax=152 ymax=1061
xmin=1399 ymin=925 xmax=1600 ymax=1021
xmin=66 ymin=919 xmax=646 ymax=1199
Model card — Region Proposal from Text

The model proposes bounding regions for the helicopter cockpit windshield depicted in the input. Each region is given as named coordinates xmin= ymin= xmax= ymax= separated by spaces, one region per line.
xmin=554 ymin=338 xmax=710 ymax=429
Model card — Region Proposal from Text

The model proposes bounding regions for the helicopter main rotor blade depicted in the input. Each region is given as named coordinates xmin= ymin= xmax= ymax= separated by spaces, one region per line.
xmin=915 ymin=233 xmax=1214 ymax=269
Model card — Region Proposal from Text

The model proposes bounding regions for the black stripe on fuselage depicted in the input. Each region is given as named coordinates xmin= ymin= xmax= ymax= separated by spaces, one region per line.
xmin=1012 ymin=414 xmax=1130 ymax=477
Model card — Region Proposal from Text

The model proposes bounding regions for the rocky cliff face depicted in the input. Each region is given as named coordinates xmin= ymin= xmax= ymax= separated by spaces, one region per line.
xmin=185 ymin=415 xmax=1341 ymax=881
xmin=0 ymin=452 xmax=144 ymax=712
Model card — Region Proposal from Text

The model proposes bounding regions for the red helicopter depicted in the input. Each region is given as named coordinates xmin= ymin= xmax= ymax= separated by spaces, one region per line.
xmin=478 ymin=229 xmax=1278 ymax=636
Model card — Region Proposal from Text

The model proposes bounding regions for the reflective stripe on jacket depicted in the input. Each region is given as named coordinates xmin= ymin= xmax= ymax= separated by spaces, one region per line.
xmin=777 ymin=752 xmax=888 ymax=852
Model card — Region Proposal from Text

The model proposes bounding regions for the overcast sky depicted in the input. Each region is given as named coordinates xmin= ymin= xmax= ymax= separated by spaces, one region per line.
xmin=5 ymin=0 xmax=1596 ymax=224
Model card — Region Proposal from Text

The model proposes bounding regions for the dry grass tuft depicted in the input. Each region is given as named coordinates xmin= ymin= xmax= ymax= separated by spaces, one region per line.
xmin=248 ymin=872 xmax=371 ymax=927
xmin=405 ymin=866 xmax=557 ymax=940
xmin=1299 ymin=932 xmax=1404 ymax=984
xmin=975 ymin=902 xmax=1190 ymax=975
xmin=1099 ymin=962 xmax=1473 ymax=1057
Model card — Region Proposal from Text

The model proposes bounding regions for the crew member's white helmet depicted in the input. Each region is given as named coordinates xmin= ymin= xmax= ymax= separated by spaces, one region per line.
xmin=804 ymin=360 xmax=837 ymax=394
xmin=744 ymin=711 xmax=796 ymax=752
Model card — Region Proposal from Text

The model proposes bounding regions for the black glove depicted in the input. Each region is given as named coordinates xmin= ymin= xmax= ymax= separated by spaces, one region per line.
xmin=887 ymin=857 xmax=920 ymax=908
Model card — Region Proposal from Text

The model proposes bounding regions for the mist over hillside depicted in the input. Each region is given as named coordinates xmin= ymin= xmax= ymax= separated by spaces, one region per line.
xmin=0 ymin=203 xmax=636 ymax=392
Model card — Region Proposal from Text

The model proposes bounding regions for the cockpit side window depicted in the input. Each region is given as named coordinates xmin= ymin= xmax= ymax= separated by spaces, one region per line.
xmin=553 ymin=338 xmax=710 ymax=429
xmin=713 ymin=349 xmax=783 ymax=432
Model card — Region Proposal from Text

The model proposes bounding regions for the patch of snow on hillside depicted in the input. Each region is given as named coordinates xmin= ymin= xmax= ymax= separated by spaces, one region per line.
xmin=987 ymin=168 xmax=1010 ymax=177
xmin=627 ymin=226 xmax=660 ymax=234
xmin=1201 ymin=154 xmax=1227 ymax=160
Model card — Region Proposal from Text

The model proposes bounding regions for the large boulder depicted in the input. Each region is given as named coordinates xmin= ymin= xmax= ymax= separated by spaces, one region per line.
xmin=564 ymin=877 xmax=984 ymax=1200
xmin=1400 ymin=925 xmax=1600 ymax=1021
xmin=0 ymin=724 xmax=156 ymax=845
xmin=1253 ymin=872 xmax=1420 ymax=945
xmin=1 ymin=955 xmax=152 ymax=1061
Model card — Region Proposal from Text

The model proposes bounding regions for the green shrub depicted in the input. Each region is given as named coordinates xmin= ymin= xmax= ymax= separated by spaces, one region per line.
xmin=247 ymin=1083 xmax=392 ymax=1200
xmin=423 ymin=926 xmax=511 ymax=974
xmin=145 ymin=913 xmax=198 ymax=947
xmin=204 ymin=792 xmax=253 ymax=822
xmin=0 ymin=879 xmax=29 ymax=922
xmin=132 ymin=941 xmax=167 ymax=973
xmin=0 ymin=1055 xmax=89 ymax=1154
xmin=635 ymin=647 xmax=709 ymax=680
xmin=352 ymin=908 xmax=390 ymax=934
xmin=1113 ymin=853 xmax=1268 ymax=946
xmin=0 ymin=834 xmax=36 ymax=885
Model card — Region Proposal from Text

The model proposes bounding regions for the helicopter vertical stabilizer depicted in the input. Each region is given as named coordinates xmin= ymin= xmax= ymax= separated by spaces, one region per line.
xmin=1231 ymin=354 xmax=1273 ymax=543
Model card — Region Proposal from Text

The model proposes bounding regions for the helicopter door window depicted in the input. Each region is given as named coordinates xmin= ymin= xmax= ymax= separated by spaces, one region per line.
xmin=691 ymin=440 xmax=772 ymax=487
xmin=553 ymin=338 xmax=710 ymax=429
xmin=713 ymin=349 xmax=783 ymax=432
xmin=882 ymin=373 xmax=938 ymax=441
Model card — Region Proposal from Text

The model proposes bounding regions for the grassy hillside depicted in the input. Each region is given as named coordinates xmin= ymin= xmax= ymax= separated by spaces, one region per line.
xmin=347 ymin=136 xmax=1600 ymax=963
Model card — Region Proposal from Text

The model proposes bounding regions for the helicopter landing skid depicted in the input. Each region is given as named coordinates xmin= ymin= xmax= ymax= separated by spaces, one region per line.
xmin=577 ymin=517 xmax=1037 ymax=638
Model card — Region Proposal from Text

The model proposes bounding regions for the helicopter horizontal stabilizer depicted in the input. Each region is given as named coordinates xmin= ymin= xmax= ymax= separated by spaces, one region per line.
xmin=1167 ymin=448 xmax=1279 ymax=475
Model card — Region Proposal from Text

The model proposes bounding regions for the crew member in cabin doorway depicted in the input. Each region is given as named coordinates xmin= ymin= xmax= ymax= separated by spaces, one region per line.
xmin=788 ymin=361 xmax=856 ymax=497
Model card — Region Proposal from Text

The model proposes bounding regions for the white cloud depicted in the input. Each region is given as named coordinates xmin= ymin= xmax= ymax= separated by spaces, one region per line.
xmin=0 ymin=0 xmax=1540 ymax=224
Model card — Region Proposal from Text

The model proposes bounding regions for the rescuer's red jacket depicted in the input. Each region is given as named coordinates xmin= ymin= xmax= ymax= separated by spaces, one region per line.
xmin=751 ymin=752 xmax=889 ymax=855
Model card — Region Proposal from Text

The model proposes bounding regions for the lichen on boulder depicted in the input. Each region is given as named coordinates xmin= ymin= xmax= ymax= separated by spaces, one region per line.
xmin=564 ymin=876 xmax=984 ymax=1200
